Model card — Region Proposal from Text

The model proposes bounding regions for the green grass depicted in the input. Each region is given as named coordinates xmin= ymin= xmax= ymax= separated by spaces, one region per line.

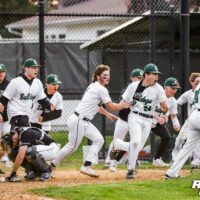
xmin=30 ymin=171 xmax=200 ymax=200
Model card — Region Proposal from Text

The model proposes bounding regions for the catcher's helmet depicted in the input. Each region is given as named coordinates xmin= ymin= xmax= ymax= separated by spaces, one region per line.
xmin=0 ymin=132 xmax=14 ymax=152
xmin=144 ymin=63 xmax=161 ymax=74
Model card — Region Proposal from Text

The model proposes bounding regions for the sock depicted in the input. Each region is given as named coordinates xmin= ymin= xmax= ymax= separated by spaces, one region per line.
xmin=84 ymin=161 xmax=91 ymax=166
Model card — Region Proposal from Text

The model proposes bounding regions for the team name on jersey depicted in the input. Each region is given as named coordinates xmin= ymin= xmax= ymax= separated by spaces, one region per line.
xmin=133 ymin=92 xmax=152 ymax=105
xmin=20 ymin=93 xmax=36 ymax=100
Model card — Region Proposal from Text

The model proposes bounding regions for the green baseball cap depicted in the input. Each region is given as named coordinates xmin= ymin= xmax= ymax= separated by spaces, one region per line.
xmin=144 ymin=63 xmax=161 ymax=74
xmin=164 ymin=77 xmax=181 ymax=89
xmin=131 ymin=69 xmax=144 ymax=78
xmin=46 ymin=74 xmax=62 ymax=84
xmin=24 ymin=58 xmax=40 ymax=68
xmin=0 ymin=64 xmax=6 ymax=72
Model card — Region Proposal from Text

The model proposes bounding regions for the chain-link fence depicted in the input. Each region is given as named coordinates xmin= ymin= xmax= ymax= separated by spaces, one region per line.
xmin=0 ymin=0 xmax=199 ymax=165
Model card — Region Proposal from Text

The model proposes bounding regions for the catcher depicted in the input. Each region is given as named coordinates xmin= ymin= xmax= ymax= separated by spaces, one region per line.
xmin=0 ymin=127 xmax=59 ymax=182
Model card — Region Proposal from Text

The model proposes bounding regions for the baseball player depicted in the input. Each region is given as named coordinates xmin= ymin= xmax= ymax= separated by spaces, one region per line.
xmin=31 ymin=74 xmax=63 ymax=134
xmin=1 ymin=127 xmax=59 ymax=181
xmin=110 ymin=77 xmax=180 ymax=169
xmin=166 ymin=82 xmax=200 ymax=179
xmin=50 ymin=64 xmax=131 ymax=177
xmin=152 ymin=77 xmax=181 ymax=167
xmin=105 ymin=68 xmax=144 ymax=172
xmin=171 ymin=73 xmax=200 ymax=168
xmin=122 ymin=63 xmax=168 ymax=179
xmin=0 ymin=64 xmax=12 ymax=172
xmin=0 ymin=58 xmax=55 ymax=130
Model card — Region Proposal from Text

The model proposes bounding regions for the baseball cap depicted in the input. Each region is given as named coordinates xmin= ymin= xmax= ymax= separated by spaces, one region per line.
xmin=24 ymin=58 xmax=40 ymax=68
xmin=164 ymin=77 xmax=181 ymax=89
xmin=144 ymin=63 xmax=161 ymax=74
xmin=46 ymin=74 xmax=62 ymax=84
xmin=131 ymin=69 xmax=144 ymax=78
xmin=0 ymin=64 xmax=6 ymax=72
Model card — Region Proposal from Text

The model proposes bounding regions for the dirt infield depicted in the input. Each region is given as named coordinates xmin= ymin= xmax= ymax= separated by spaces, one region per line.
xmin=0 ymin=168 xmax=190 ymax=200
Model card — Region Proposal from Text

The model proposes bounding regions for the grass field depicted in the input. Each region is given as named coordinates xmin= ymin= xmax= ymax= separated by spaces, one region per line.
xmin=30 ymin=170 xmax=200 ymax=200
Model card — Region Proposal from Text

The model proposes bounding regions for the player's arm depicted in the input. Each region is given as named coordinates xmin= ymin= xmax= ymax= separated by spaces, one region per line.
xmin=6 ymin=145 xmax=27 ymax=178
xmin=160 ymin=102 xmax=168 ymax=112
xmin=105 ymin=100 xmax=131 ymax=112
xmin=171 ymin=114 xmax=180 ymax=132
xmin=99 ymin=106 xmax=118 ymax=121
xmin=0 ymin=95 xmax=9 ymax=113
xmin=39 ymin=110 xmax=62 ymax=122
xmin=38 ymin=97 xmax=55 ymax=111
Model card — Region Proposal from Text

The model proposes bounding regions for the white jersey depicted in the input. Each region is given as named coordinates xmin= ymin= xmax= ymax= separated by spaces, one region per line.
xmin=192 ymin=84 xmax=200 ymax=110
xmin=177 ymin=89 xmax=194 ymax=116
xmin=122 ymin=81 xmax=167 ymax=116
xmin=31 ymin=91 xmax=63 ymax=131
xmin=152 ymin=96 xmax=177 ymax=127
xmin=3 ymin=76 xmax=46 ymax=120
xmin=76 ymin=81 xmax=111 ymax=120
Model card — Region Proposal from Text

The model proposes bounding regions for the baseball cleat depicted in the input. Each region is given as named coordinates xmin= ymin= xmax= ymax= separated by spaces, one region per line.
xmin=191 ymin=165 xmax=198 ymax=170
xmin=126 ymin=170 xmax=134 ymax=179
xmin=25 ymin=171 xmax=39 ymax=180
xmin=39 ymin=170 xmax=52 ymax=181
xmin=80 ymin=166 xmax=99 ymax=178
xmin=8 ymin=176 xmax=23 ymax=182
xmin=165 ymin=174 xmax=181 ymax=180
xmin=109 ymin=160 xmax=118 ymax=172
xmin=153 ymin=158 xmax=169 ymax=167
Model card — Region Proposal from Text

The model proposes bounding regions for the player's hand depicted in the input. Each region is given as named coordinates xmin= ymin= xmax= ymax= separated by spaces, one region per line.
xmin=50 ymin=104 xmax=56 ymax=111
xmin=163 ymin=115 xmax=168 ymax=123
xmin=38 ymin=116 xmax=43 ymax=122
xmin=155 ymin=115 xmax=166 ymax=125
xmin=0 ymin=103 xmax=4 ymax=113
xmin=106 ymin=113 xmax=118 ymax=122
xmin=173 ymin=124 xmax=180 ymax=132
xmin=0 ymin=114 xmax=3 ymax=122
xmin=120 ymin=100 xmax=131 ymax=109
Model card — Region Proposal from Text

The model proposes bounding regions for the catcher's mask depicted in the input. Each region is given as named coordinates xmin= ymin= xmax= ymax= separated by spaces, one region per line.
xmin=0 ymin=132 xmax=15 ymax=153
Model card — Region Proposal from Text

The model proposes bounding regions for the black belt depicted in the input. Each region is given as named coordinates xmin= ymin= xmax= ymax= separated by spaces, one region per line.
xmin=198 ymin=109 xmax=200 ymax=111
xmin=132 ymin=111 xmax=153 ymax=119
xmin=74 ymin=112 xmax=90 ymax=122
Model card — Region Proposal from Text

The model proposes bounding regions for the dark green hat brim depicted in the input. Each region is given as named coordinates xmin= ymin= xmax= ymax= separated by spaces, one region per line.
xmin=47 ymin=81 xmax=62 ymax=84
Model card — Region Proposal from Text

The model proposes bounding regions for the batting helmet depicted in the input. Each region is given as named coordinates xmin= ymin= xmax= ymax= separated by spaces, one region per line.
xmin=144 ymin=63 xmax=161 ymax=74
xmin=24 ymin=58 xmax=40 ymax=68
xmin=131 ymin=69 xmax=144 ymax=78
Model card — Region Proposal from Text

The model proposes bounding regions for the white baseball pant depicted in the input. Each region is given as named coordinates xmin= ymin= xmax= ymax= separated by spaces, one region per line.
xmin=191 ymin=141 xmax=200 ymax=166
xmin=52 ymin=113 xmax=104 ymax=166
xmin=167 ymin=110 xmax=200 ymax=177
xmin=36 ymin=142 xmax=60 ymax=161
xmin=171 ymin=119 xmax=189 ymax=161
xmin=105 ymin=118 xmax=129 ymax=163
xmin=128 ymin=113 xmax=152 ymax=170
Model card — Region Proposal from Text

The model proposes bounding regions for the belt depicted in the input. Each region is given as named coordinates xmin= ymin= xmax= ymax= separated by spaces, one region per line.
xmin=74 ymin=112 xmax=90 ymax=122
xmin=132 ymin=111 xmax=153 ymax=119
xmin=198 ymin=109 xmax=200 ymax=111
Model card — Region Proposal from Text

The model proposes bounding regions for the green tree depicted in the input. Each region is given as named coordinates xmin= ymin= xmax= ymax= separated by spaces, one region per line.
xmin=0 ymin=0 xmax=51 ymax=38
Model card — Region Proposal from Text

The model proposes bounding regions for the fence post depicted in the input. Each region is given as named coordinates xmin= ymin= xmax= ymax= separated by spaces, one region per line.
xmin=181 ymin=0 xmax=190 ymax=122
xmin=38 ymin=0 xmax=45 ymax=84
